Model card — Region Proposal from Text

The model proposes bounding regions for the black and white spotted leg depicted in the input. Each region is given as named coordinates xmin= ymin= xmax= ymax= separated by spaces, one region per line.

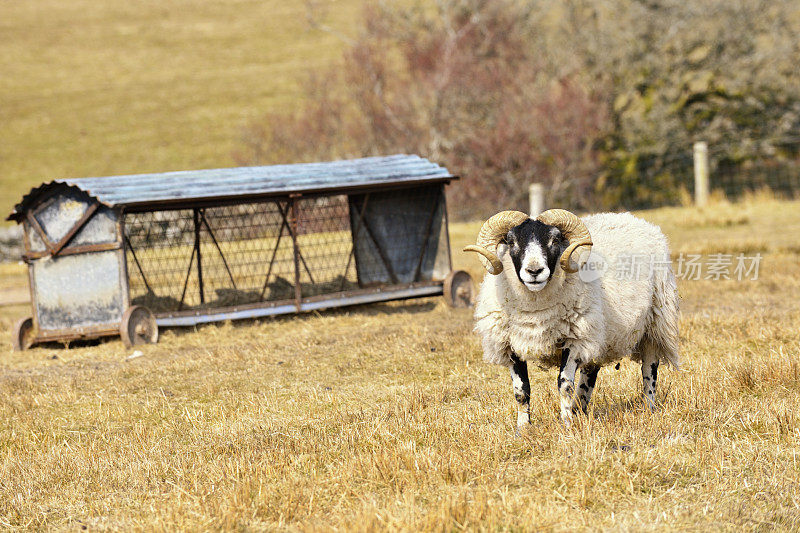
xmin=509 ymin=352 xmax=531 ymax=430
xmin=557 ymin=347 xmax=580 ymax=425
xmin=575 ymin=365 xmax=600 ymax=414
xmin=641 ymin=352 xmax=660 ymax=410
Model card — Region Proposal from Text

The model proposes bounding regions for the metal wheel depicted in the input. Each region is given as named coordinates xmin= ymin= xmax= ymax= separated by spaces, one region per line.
xmin=120 ymin=306 xmax=158 ymax=348
xmin=12 ymin=317 xmax=35 ymax=351
xmin=443 ymin=270 xmax=474 ymax=308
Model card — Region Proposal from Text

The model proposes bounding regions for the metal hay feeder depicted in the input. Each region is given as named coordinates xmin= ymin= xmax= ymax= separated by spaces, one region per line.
xmin=7 ymin=155 xmax=474 ymax=349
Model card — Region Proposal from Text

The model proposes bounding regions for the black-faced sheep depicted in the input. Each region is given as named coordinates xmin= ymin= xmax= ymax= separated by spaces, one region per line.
xmin=464 ymin=209 xmax=680 ymax=428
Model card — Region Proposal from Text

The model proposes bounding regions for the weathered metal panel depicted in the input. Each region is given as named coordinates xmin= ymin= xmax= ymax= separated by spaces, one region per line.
xmin=9 ymin=155 xmax=458 ymax=345
xmin=32 ymin=188 xmax=91 ymax=244
xmin=24 ymin=188 xmax=117 ymax=251
xmin=71 ymin=206 xmax=118 ymax=246
xmin=349 ymin=185 xmax=447 ymax=285
xmin=26 ymin=223 xmax=47 ymax=253
xmin=9 ymin=155 xmax=455 ymax=220
xmin=431 ymin=206 xmax=452 ymax=280
xmin=32 ymin=250 xmax=125 ymax=331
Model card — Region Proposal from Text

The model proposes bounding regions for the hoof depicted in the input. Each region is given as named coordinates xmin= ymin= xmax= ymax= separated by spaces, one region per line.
xmin=514 ymin=420 xmax=532 ymax=437
xmin=643 ymin=396 xmax=659 ymax=411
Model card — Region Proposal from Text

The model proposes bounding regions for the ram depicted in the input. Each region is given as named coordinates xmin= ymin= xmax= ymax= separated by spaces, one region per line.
xmin=464 ymin=209 xmax=679 ymax=428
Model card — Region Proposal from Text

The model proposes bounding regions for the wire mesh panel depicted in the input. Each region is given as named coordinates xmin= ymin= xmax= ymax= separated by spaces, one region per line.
xmin=126 ymin=201 xmax=301 ymax=313
xmin=123 ymin=186 xmax=450 ymax=316
xmin=124 ymin=196 xmax=358 ymax=313
xmin=293 ymin=196 xmax=359 ymax=299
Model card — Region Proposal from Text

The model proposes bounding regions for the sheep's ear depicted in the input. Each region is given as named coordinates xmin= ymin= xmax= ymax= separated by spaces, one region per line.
xmin=496 ymin=241 xmax=508 ymax=258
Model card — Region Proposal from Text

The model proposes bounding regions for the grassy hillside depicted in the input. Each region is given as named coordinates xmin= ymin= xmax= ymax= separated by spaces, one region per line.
xmin=0 ymin=0 xmax=362 ymax=222
xmin=1 ymin=197 xmax=799 ymax=529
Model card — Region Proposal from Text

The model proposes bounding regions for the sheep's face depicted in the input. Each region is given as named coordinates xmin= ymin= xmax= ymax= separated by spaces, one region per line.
xmin=505 ymin=220 xmax=567 ymax=292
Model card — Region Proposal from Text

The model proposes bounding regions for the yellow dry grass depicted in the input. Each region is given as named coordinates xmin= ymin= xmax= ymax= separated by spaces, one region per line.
xmin=0 ymin=0 xmax=363 ymax=223
xmin=1 ymin=196 xmax=800 ymax=530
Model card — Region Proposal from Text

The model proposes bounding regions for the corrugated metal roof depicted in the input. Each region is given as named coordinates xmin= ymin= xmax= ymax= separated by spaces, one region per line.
xmin=8 ymin=154 xmax=455 ymax=221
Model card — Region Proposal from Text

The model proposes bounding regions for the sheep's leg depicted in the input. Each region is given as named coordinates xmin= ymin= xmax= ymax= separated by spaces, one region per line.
xmin=641 ymin=352 xmax=659 ymax=410
xmin=557 ymin=347 xmax=580 ymax=425
xmin=575 ymin=364 xmax=600 ymax=414
xmin=509 ymin=352 xmax=530 ymax=430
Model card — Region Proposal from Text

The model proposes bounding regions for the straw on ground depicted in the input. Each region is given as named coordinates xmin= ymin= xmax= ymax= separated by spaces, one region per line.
xmin=1 ymin=195 xmax=799 ymax=530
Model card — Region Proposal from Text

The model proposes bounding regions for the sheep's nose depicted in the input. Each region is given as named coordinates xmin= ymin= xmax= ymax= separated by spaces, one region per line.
xmin=526 ymin=267 xmax=545 ymax=278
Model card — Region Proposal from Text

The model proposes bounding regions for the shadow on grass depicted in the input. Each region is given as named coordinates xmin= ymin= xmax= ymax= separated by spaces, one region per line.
xmin=589 ymin=397 xmax=649 ymax=419
xmin=20 ymin=297 xmax=443 ymax=350
xmin=165 ymin=298 xmax=441 ymax=338
xmin=228 ymin=298 xmax=436 ymax=321
xmin=24 ymin=338 xmax=107 ymax=351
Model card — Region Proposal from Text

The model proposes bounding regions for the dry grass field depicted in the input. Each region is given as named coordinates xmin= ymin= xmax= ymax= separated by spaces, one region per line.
xmin=1 ymin=194 xmax=799 ymax=530
xmin=0 ymin=0 xmax=362 ymax=223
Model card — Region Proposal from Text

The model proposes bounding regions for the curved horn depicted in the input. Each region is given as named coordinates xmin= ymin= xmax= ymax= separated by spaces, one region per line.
xmin=536 ymin=209 xmax=593 ymax=273
xmin=463 ymin=211 xmax=529 ymax=274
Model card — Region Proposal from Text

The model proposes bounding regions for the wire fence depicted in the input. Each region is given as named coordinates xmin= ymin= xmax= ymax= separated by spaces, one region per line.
xmin=682 ymin=138 xmax=800 ymax=202
xmin=548 ymin=138 xmax=800 ymax=213
xmin=3 ymin=139 xmax=800 ymax=266
xmin=714 ymin=157 xmax=800 ymax=200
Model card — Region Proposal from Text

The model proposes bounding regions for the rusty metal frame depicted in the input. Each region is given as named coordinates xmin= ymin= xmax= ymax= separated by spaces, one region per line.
xmin=15 ymin=177 xmax=458 ymax=347
xmin=289 ymin=195 xmax=303 ymax=310
xmin=359 ymin=215 xmax=398 ymax=284
xmin=340 ymin=194 xmax=370 ymax=291
xmin=24 ymin=188 xmax=102 ymax=258
xmin=348 ymin=194 xmax=400 ymax=286
xmin=199 ymin=209 xmax=238 ymax=291
xmin=282 ymin=199 xmax=315 ymax=285
xmin=155 ymin=280 xmax=445 ymax=327
xmin=50 ymin=202 xmax=99 ymax=256
xmin=120 ymin=186 xmax=448 ymax=319
xmin=26 ymin=210 xmax=55 ymax=256
xmin=9 ymin=159 xmax=458 ymax=350
xmin=21 ymin=218 xmax=39 ymax=333
xmin=24 ymin=242 xmax=121 ymax=260
xmin=28 ymin=325 xmax=122 ymax=344
xmin=193 ymin=209 xmax=205 ymax=304
xmin=23 ymin=200 xmax=129 ymax=345
xmin=441 ymin=184 xmax=453 ymax=272
xmin=256 ymin=199 xmax=316 ymax=300
xmin=412 ymin=188 xmax=443 ymax=282
xmin=258 ymin=202 xmax=289 ymax=300
xmin=123 ymin=234 xmax=155 ymax=295
xmin=20 ymin=186 xmax=123 ymax=264
xmin=116 ymin=208 xmax=131 ymax=313
xmin=177 ymin=243 xmax=197 ymax=312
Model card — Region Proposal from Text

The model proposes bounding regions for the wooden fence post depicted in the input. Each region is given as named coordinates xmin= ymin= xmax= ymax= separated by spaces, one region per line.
xmin=529 ymin=183 xmax=545 ymax=216
xmin=693 ymin=141 xmax=709 ymax=207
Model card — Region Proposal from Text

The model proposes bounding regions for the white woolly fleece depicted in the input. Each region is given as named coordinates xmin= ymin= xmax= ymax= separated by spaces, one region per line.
xmin=473 ymin=212 xmax=680 ymax=369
